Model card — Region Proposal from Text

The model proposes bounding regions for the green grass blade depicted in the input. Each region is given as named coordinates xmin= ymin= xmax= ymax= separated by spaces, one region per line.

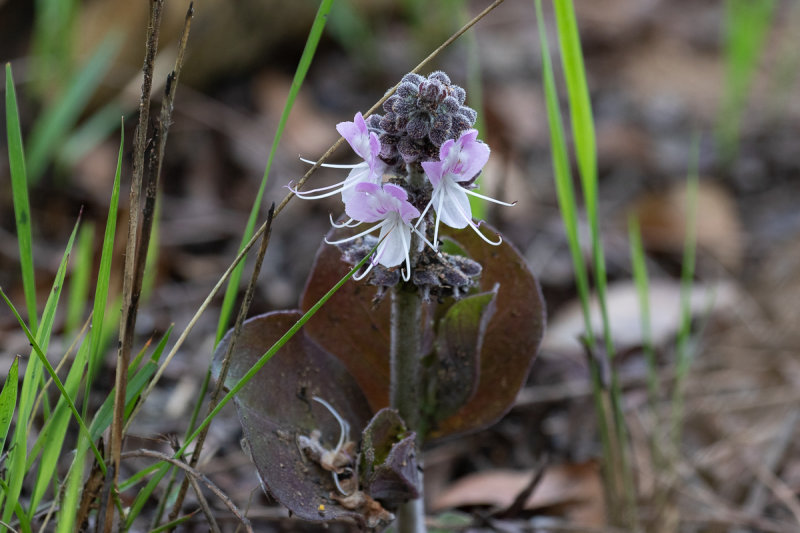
xmin=552 ymin=0 xmax=616 ymax=358
xmin=125 ymin=464 xmax=172 ymax=529
xmin=31 ymin=0 xmax=79 ymax=94
xmin=460 ymin=0 xmax=487 ymax=221
xmin=627 ymin=215 xmax=658 ymax=407
xmin=5 ymin=63 xmax=38 ymax=334
xmin=37 ymin=220 xmax=79 ymax=356
xmin=86 ymin=122 xmax=123 ymax=389
xmin=533 ymin=2 xmax=592 ymax=336
xmin=717 ymin=0 xmax=775 ymax=161
xmin=0 ymin=290 xmax=106 ymax=474
xmin=552 ymin=1 xmax=636 ymax=522
xmin=89 ymin=327 xmax=172 ymax=442
xmin=215 ymin=0 xmax=334 ymax=344
xmin=65 ymin=222 xmax=94 ymax=334
xmin=671 ymin=135 xmax=700 ymax=443
xmin=28 ymin=337 xmax=90 ymax=517
xmin=57 ymin=433 xmax=88 ymax=533
xmin=0 ymin=356 xmax=19 ymax=453
xmin=148 ymin=511 xmax=198 ymax=532
xmin=26 ymin=34 xmax=121 ymax=183
xmin=0 ymin=214 xmax=82 ymax=521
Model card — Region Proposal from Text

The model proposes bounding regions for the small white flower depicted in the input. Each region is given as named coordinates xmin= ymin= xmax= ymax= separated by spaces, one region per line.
xmin=419 ymin=129 xmax=514 ymax=248
xmin=325 ymin=182 xmax=421 ymax=281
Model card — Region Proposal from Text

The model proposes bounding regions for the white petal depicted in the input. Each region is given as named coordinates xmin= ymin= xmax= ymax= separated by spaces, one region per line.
xmin=435 ymin=179 xmax=471 ymax=229
xmin=375 ymin=219 xmax=411 ymax=268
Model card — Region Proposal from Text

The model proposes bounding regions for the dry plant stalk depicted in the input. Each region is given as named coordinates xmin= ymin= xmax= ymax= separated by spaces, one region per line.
xmin=165 ymin=204 xmax=275 ymax=526
xmin=103 ymin=1 xmax=193 ymax=530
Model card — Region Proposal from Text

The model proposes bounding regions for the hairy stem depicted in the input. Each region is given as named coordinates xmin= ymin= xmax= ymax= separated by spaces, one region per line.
xmin=391 ymin=281 xmax=426 ymax=533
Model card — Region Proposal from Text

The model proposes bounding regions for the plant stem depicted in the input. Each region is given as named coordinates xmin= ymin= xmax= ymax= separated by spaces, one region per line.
xmin=390 ymin=282 xmax=426 ymax=533
xmin=390 ymin=286 xmax=424 ymax=439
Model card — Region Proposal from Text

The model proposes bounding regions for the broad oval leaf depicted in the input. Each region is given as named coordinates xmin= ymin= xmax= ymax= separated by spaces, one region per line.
xmin=212 ymin=311 xmax=373 ymax=525
xmin=300 ymin=223 xmax=545 ymax=440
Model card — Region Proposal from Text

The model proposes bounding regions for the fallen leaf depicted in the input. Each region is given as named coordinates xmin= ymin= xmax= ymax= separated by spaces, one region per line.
xmin=631 ymin=180 xmax=743 ymax=271
xmin=432 ymin=462 xmax=605 ymax=526
xmin=542 ymin=279 xmax=738 ymax=356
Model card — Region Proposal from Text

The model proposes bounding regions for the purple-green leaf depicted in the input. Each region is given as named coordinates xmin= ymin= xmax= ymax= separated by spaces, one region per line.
xmin=429 ymin=285 xmax=498 ymax=424
xmin=212 ymin=311 xmax=372 ymax=525
xmin=358 ymin=408 xmax=419 ymax=504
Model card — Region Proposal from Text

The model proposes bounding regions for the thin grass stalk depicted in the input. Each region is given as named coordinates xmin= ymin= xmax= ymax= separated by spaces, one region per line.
xmin=627 ymin=216 xmax=658 ymax=409
xmin=65 ymin=223 xmax=94 ymax=334
xmin=121 ymin=450 xmax=253 ymax=533
xmin=717 ymin=0 xmax=776 ymax=162
xmin=104 ymin=2 xmax=165 ymax=530
xmin=533 ymin=0 xmax=618 ymax=499
xmin=551 ymin=1 xmax=636 ymax=523
xmin=670 ymin=136 xmax=700 ymax=448
xmin=0 ymin=289 xmax=105 ymax=472
xmin=215 ymin=0 xmax=334 ymax=345
xmin=165 ymin=205 xmax=274 ymax=528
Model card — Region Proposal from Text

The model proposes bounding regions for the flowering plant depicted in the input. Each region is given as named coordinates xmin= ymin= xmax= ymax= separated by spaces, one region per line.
xmin=214 ymin=71 xmax=544 ymax=531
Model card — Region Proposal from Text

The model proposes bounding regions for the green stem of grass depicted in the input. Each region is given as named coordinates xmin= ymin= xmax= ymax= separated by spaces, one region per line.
xmin=670 ymin=135 xmax=700 ymax=449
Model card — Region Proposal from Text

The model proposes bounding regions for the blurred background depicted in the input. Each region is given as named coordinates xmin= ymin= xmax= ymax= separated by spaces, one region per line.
xmin=1 ymin=0 xmax=800 ymax=530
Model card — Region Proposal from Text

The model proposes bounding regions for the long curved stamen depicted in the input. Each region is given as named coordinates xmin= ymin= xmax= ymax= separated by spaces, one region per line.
xmin=415 ymin=193 xmax=436 ymax=229
xmin=300 ymin=156 xmax=363 ymax=169
xmin=410 ymin=225 xmax=440 ymax=255
xmin=289 ymin=176 xmax=362 ymax=200
xmin=325 ymin=221 xmax=387 ymax=245
xmin=329 ymin=214 xmax=360 ymax=228
xmin=398 ymin=224 xmax=412 ymax=281
xmin=353 ymin=254 xmax=379 ymax=281
xmin=462 ymin=187 xmax=517 ymax=207
xmin=453 ymin=199 xmax=502 ymax=245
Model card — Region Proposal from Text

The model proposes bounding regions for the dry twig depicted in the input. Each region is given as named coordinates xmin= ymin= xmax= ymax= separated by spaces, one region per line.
xmin=121 ymin=449 xmax=253 ymax=533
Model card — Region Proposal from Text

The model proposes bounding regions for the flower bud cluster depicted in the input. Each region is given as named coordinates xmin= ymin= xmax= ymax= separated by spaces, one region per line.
xmin=372 ymin=71 xmax=478 ymax=166
xmin=291 ymin=71 xmax=514 ymax=298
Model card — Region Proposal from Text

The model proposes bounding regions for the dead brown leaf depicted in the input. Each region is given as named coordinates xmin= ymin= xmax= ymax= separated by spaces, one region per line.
xmin=632 ymin=180 xmax=743 ymax=271
xmin=432 ymin=461 xmax=606 ymax=527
